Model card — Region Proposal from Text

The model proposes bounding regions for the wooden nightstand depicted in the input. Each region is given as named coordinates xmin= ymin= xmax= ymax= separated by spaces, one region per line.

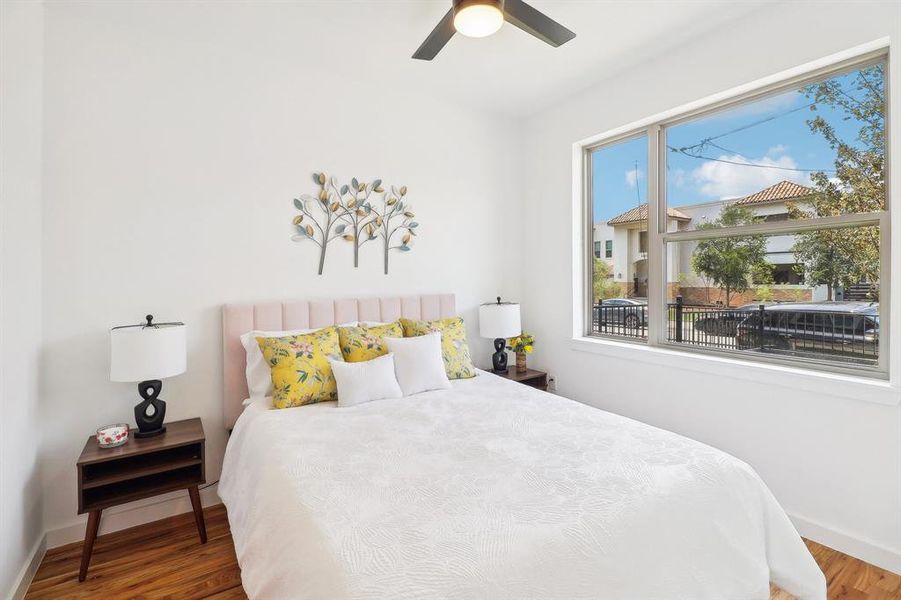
xmin=491 ymin=367 xmax=548 ymax=391
xmin=75 ymin=418 xmax=206 ymax=582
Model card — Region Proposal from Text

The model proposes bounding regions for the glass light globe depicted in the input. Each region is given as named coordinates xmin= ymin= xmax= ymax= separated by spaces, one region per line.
xmin=453 ymin=3 xmax=504 ymax=38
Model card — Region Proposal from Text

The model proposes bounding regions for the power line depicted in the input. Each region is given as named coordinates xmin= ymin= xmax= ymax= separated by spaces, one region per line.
xmin=674 ymin=101 xmax=817 ymax=155
xmin=668 ymin=146 xmax=836 ymax=173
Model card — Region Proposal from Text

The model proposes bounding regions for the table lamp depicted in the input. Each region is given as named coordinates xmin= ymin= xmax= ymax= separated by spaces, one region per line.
xmin=479 ymin=297 xmax=521 ymax=374
xmin=110 ymin=315 xmax=186 ymax=438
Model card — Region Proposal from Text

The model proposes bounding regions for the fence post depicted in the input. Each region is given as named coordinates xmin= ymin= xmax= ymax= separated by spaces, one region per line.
xmin=758 ymin=304 xmax=766 ymax=349
xmin=675 ymin=295 xmax=683 ymax=343
xmin=598 ymin=299 xmax=604 ymax=333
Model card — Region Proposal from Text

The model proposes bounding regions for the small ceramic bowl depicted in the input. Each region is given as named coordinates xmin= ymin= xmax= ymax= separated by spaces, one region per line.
xmin=96 ymin=423 xmax=130 ymax=448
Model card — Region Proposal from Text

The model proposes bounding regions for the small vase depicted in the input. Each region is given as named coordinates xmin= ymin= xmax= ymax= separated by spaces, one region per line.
xmin=516 ymin=352 xmax=527 ymax=373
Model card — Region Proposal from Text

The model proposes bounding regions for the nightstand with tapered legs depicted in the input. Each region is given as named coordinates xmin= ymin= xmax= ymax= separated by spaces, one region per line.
xmin=75 ymin=418 xmax=206 ymax=581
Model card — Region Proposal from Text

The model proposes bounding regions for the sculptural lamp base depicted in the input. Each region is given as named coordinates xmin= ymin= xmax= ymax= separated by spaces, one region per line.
xmin=491 ymin=337 xmax=508 ymax=374
xmin=134 ymin=379 xmax=167 ymax=438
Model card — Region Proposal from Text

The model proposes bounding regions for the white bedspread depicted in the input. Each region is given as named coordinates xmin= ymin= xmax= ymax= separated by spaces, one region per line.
xmin=219 ymin=371 xmax=825 ymax=600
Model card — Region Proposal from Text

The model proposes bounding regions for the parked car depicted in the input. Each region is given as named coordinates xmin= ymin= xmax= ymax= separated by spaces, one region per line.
xmin=693 ymin=303 xmax=763 ymax=337
xmin=594 ymin=298 xmax=647 ymax=330
xmin=735 ymin=301 xmax=879 ymax=362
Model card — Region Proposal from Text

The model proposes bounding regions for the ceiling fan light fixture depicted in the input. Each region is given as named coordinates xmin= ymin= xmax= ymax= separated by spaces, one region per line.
xmin=453 ymin=0 xmax=504 ymax=38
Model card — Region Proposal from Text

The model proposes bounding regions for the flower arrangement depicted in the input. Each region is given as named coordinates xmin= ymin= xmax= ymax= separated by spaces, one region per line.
xmin=507 ymin=332 xmax=535 ymax=354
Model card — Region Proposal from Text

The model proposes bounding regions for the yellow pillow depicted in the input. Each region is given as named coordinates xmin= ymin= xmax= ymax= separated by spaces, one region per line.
xmin=337 ymin=321 xmax=403 ymax=363
xmin=256 ymin=327 xmax=343 ymax=409
xmin=400 ymin=317 xmax=476 ymax=380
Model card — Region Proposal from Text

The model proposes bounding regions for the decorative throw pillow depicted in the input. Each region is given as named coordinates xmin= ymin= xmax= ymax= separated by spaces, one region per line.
xmin=241 ymin=327 xmax=314 ymax=399
xmin=384 ymin=333 xmax=451 ymax=396
xmin=330 ymin=353 xmax=403 ymax=407
xmin=337 ymin=321 xmax=403 ymax=363
xmin=400 ymin=317 xmax=476 ymax=379
xmin=256 ymin=327 xmax=344 ymax=409
xmin=241 ymin=321 xmax=357 ymax=399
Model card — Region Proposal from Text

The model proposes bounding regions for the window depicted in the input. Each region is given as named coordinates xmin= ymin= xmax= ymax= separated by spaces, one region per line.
xmin=589 ymin=133 xmax=649 ymax=340
xmin=594 ymin=241 xmax=601 ymax=258
xmin=583 ymin=52 xmax=887 ymax=377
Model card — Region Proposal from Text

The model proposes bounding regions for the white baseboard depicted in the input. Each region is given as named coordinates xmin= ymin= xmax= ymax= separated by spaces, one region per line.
xmin=790 ymin=511 xmax=901 ymax=575
xmin=45 ymin=483 xmax=220 ymax=549
xmin=6 ymin=533 xmax=46 ymax=600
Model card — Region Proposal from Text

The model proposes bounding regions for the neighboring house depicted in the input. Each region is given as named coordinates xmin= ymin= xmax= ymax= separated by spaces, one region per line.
xmin=592 ymin=222 xmax=615 ymax=269
xmin=603 ymin=204 xmax=691 ymax=297
xmin=597 ymin=180 xmax=828 ymax=302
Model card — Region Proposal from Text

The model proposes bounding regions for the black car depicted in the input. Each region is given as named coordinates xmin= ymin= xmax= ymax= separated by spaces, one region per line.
xmin=693 ymin=303 xmax=762 ymax=337
xmin=735 ymin=301 xmax=879 ymax=363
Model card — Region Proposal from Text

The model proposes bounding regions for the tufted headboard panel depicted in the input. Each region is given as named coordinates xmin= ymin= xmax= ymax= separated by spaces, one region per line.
xmin=222 ymin=294 xmax=455 ymax=428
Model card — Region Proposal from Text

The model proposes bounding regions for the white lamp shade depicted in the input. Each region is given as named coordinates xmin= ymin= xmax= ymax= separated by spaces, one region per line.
xmin=110 ymin=323 xmax=187 ymax=382
xmin=479 ymin=302 xmax=521 ymax=339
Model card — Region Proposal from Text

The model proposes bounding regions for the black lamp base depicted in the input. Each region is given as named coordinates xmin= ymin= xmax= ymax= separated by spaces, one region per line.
xmin=490 ymin=338 xmax=508 ymax=374
xmin=134 ymin=425 xmax=167 ymax=439
xmin=134 ymin=379 xmax=167 ymax=438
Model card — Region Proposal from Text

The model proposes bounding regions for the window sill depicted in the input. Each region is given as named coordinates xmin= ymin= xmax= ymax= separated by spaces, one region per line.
xmin=569 ymin=336 xmax=900 ymax=407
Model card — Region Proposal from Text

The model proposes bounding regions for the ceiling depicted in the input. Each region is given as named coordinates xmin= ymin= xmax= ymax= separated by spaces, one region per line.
xmin=57 ymin=0 xmax=771 ymax=119
xmin=308 ymin=0 xmax=772 ymax=117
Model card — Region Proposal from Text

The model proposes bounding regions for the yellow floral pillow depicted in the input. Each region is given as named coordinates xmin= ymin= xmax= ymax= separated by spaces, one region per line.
xmin=400 ymin=317 xmax=476 ymax=380
xmin=337 ymin=321 xmax=402 ymax=363
xmin=256 ymin=327 xmax=343 ymax=409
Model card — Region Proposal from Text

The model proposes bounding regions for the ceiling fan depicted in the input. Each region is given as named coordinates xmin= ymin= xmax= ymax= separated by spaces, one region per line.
xmin=412 ymin=0 xmax=575 ymax=61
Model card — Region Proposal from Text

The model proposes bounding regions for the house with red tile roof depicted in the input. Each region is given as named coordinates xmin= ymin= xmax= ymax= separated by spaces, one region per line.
xmin=594 ymin=180 xmax=824 ymax=302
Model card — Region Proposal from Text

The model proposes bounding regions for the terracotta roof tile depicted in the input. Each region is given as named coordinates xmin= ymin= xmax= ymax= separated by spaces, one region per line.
xmin=732 ymin=180 xmax=815 ymax=205
xmin=607 ymin=203 xmax=690 ymax=226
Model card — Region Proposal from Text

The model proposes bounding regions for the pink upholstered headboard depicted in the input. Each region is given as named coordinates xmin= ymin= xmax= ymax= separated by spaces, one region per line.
xmin=222 ymin=293 xmax=456 ymax=428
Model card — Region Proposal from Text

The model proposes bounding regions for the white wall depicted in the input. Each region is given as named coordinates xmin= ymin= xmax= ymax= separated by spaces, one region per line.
xmin=521 ymin=1 xmax=901 ymax=572
xmin=38 ymin=1 xmax=522 ymax=544
xmin=0 ymin=0 xmax=46 ymax=595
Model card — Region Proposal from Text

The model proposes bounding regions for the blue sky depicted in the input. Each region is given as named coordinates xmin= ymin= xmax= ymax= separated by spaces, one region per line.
xmin=592 ymin=66 xmax=879 ymax=223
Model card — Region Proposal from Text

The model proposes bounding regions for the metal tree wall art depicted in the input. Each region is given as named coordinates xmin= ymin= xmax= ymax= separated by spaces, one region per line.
xmin=291 ymin=172 xmax=418 ymax=275
xmin=332 ymin=175 xmax=382 ymax=268
xmin=366 ymin=184 xmax=418 ymax=275
xmin=292 ymin=173 xmax=353 ymax=275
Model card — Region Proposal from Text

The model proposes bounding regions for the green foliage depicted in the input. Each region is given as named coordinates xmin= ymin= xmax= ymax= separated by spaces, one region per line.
xmin=754 ymin=285 xmax=775 ymax=303
xmin=690 ymin=204 xmax=768 ymax=307
xmin=593 ymin=259 xmax=621 ymax=301
xmin=750 ymin=261 xmax=774 ymax=285
xmin=790 ymin=64 xmax=884 ymax=299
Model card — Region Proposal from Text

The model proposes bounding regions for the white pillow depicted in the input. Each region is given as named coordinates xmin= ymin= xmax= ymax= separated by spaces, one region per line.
xmin=384 ymin=332 xmax=451 ymax=396
xmin=330 ymin=353 xmax=403 ymax=407
xmin=240 ymin=322 xmax=356 ymax=398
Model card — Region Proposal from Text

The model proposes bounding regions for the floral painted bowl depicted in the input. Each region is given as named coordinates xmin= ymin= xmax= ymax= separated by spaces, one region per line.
xmin=96 ymin=423 xmax=130 ymax=448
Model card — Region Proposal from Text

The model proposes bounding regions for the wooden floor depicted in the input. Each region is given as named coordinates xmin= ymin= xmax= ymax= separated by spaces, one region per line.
xmin=26 ymin=504 xmax=901 ymax=599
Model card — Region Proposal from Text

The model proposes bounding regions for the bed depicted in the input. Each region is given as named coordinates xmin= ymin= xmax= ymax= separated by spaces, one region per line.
xmin=219 ymin=294 xmax=826 ymax=600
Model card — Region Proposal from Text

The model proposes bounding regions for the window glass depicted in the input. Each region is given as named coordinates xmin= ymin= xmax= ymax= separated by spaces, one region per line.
xmin=590 ymin=134 xmax=648 ymax=341
xmin=584 ymin=57 xmax=886 ymax=375
xmin=665 ymin=225 xmax=879 ymax=368
xmin=665 ymin=63 xmax=885 ymax=232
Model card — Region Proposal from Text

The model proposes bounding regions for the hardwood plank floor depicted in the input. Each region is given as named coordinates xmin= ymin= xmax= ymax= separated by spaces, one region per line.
xmin=26 ymin=504 xmax=900 ymax=599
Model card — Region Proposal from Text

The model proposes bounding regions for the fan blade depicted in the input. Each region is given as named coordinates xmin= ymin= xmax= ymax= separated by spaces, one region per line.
xmin=412 ymin=8 xmax=456 ymax=61
xmin=503 ymin=0 xmax=575 ymax=47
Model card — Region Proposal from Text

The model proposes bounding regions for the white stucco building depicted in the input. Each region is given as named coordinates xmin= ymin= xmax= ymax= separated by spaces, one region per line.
xmin=594 ymin=180 xmax=828 ymax=301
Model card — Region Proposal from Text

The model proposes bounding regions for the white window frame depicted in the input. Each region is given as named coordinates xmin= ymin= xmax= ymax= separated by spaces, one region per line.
xmin=576 ymin=43 xmax=892 ymax=382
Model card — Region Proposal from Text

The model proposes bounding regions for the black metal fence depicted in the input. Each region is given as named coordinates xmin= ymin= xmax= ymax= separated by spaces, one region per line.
xmin=592 ymin=302 xmax=647 ymax=340
xmin=592 ymin=297 xmax=879 ymax=365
